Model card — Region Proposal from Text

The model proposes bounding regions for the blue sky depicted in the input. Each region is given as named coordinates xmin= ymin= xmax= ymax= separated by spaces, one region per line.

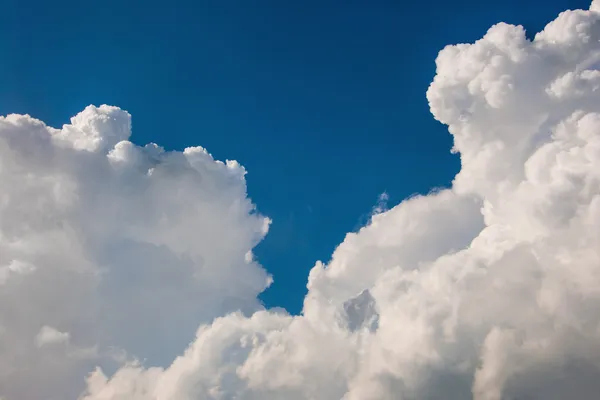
xmin=1 ymin=0 xmax=590 ymax=314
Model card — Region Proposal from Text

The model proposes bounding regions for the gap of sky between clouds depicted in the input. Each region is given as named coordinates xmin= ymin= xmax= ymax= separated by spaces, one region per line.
xmin=0 ymin=0 xmax=591 ymax=314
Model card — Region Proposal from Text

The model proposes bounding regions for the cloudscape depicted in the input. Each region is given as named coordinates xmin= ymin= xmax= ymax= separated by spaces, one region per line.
xmin=2 ymin=1 xmax=600 ymax=399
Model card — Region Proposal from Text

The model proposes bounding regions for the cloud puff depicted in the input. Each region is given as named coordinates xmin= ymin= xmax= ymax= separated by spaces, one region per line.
xmin=0 ymin=105 xmax=271 ymax=399
xmin=35 ymin=325 xmax=70 ymax=348
xmin=5 ymin=1 xmax=600 ymax=399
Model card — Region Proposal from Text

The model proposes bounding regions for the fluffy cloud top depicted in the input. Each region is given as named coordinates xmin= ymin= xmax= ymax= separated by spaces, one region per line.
xmin=3 ymin=2 xmax=600 ymax=399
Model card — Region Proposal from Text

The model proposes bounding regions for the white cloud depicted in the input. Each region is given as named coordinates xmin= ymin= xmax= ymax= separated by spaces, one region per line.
xmin=35 ymin=325 xmax=70 ymax=347
xmin=4 ymin=1 xmax=600 ymax=399
xmin=0 ymin=105 xmax=271 ymax=399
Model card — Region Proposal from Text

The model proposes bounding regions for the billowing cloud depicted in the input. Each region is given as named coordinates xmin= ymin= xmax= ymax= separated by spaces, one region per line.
xmin=0 ymin=105 xmax=271 ymax=399
xmin=4 ymin=1 xmax=600 ymax=399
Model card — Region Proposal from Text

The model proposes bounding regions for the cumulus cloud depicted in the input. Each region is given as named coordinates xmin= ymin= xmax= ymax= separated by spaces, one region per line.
xmin=0 ymin=105 xmax=271 ymax=399
xmin=4 ymin=1 xmax=600 ymax=399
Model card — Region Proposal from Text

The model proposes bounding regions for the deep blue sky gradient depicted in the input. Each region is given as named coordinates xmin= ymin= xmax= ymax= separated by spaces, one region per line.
xmin=1 ymin=0 xmax=591 ymax=313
